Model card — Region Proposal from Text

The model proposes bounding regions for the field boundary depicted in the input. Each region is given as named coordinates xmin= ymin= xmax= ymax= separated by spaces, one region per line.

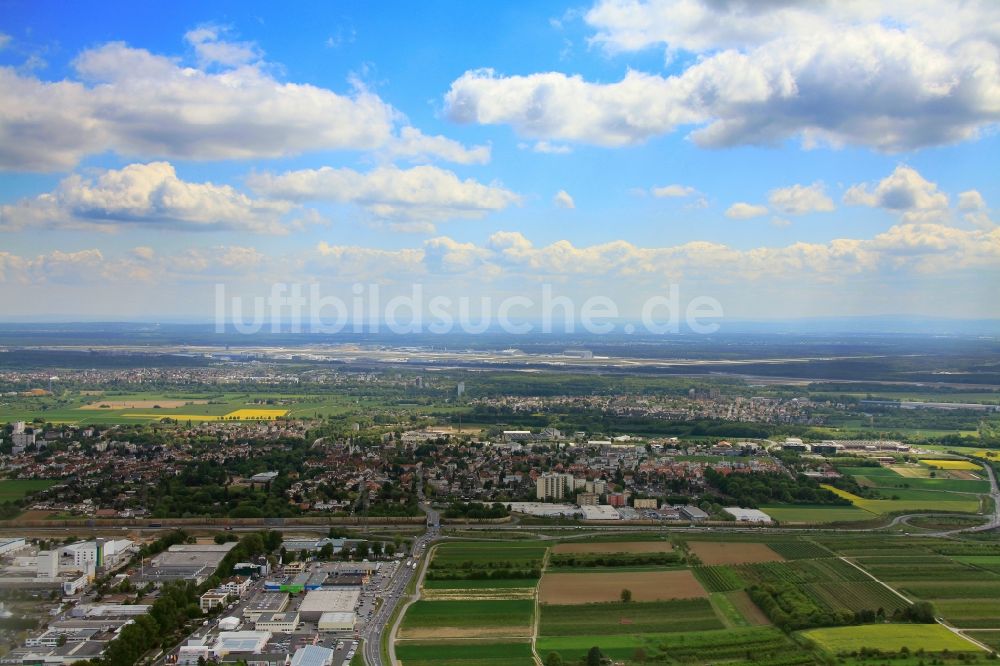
xmin=530 ymin=545 xmax=551 ymax=666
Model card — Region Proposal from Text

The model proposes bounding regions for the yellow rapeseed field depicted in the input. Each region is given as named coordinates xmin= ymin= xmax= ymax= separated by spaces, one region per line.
xmin=919 ymin=459 xmax=981 ymax=470
xmin=223 ymin=408 xmax=289 ymax=420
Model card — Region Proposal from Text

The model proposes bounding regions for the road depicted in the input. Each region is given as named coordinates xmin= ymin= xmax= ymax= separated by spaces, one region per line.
xmin=362 ymin=493 xmax=438 ymax=666
xmin=964 ymin=454 xmax=1000 ymax=532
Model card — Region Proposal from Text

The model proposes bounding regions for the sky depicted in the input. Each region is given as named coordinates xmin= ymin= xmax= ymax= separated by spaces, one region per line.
xmin=0 ymin=0 xmax=998 ymax=325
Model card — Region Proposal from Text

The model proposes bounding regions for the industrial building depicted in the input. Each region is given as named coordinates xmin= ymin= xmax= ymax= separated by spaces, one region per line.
xmin=61 ymin=539 xmax=133 ymax=569
xmin=724 ymin=507 xmax=773 ymax=523
xmin=297 ymin=589 xmax=359 ymax=623
xmin=506 ymin=502 xmax=579 ymax=518
xmin=0 ymin=537 xmax=27 ymax=556
xmin=144 ymin=542 xmax=236 ymax=584
xmin=317 ymin=612 xmax=356 ymax=632
xmin=290 ymin=645 xmax=335 ymax=666
xmin=212 ymin=631 xmax=272 ymax=658
xmin=579 ymin=505 xmax=621 ymax=520
xmin=680 ymin=505 xmax=709 ymax=521
xmin=243 ymin=592 xmax=290 ymax=621
xmin=253 ymin=611 xmax=299 ymax=633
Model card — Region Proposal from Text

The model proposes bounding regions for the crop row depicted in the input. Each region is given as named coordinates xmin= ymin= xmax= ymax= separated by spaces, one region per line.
xmin=736 ymin=558 xmax=865 ymax=587
xmin=693 ymin=565 xmax=745 ymax=592
xmin=765 ymin=541 xmax=833 ymax=560
xmin=649 ymin=627 xmax=810 ymax=663
xmin=539 ymin=599 xmax=722 ymax=637
xmin=805 ymin=582 xmax=909 ymax=614
xmin=857 ymin=561 xmax=999 ymax=582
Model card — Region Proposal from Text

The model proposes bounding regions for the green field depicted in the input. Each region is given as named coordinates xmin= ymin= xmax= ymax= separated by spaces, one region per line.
xmin=966 ymin=632 xmax=1000 ymax=651
xmin=953 ymin=555 xmax=1000 ymax=574
xmin=0 ymin=479 xmax=58 ymax=501
xmin=425 ymin=541 xmax=546 ymax=583
xmin=800 ymin=624 xmax=984 ymax=654
xmin=0 ymin=390 xmax=416 ymax=425
xmin=934 ymin=599 xmax=1000 ymax=628
xmin=422 ymin=579 xmax=538 ymax=590
xmin=538 ymin=599 xmax=723 ymax=637
xmin=400 ymin=600 xmax=534 ymax=631
xmin=761 ymin=504 xmax=875 ymax=523
xmin=432 ymin=542 xmax=548 ymax=561
xmin=822 ymin=484 xmax=983 ymax=515
xmin=537 ymin=626 xmax=812 ymax=664
xmin=395 ymin=641 xmax=533 ymax=666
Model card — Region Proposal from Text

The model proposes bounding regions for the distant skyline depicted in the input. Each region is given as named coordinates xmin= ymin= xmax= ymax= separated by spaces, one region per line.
xmin=0 ymin=0 xmax=998 ymax=322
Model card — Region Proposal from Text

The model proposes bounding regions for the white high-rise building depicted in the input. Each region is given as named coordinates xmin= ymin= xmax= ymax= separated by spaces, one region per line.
xmin=536 ymin=473 xmax=574 ymax=500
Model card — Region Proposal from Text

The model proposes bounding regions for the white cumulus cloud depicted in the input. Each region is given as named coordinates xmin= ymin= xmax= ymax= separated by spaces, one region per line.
xmin=958 ymin=190 xmax=986 ymax=211
xmin=768 ymin=182 xmax=835 ymax=215
xmin=0 ymin=162 xmax=294 ymax=233
xmin=248 ymin=164 xmax=520 ymax=224
xmin=445 ymin=1 xmax=1000 ymax=152
xmin=725 ymin=202 xmax=768 ymax=219
xmin=844 ymin=165 xmax=950 ymax=222
xmin=0 ymin=41 xmax=395 ymax=171
xmin=652 ymin=184 xmax=696 ymax=198
xmin=382 ymin=127 xmax=491 ymax=165
xmin=554 ymin=190 xmax=576 ymax=209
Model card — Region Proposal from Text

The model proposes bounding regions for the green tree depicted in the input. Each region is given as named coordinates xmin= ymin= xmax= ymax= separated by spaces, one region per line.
xmin=620 ymin=588 xmax=632 ymax=603
xmin=587 ymin=647 xmax=604 ymax=666
xmin=545 ymin=652 xmax=563 ymax=666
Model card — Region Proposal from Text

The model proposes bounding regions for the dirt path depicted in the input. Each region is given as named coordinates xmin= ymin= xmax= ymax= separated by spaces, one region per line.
xmin=839 ymin=556 xmax=992 ymax=653
xmin=531 ymin=546 xmax=551 ymax=666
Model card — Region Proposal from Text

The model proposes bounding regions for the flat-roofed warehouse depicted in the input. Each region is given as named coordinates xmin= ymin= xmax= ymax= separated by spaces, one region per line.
xmin=317 ymin=611 xmax=356 ymax=632
xmin=243 ymin=592 xmax=290 ymax=621
xmin=297 ymin=589 xmax=359 ymax=622
xmin=150 ymin=543 xmax=236 ymax=568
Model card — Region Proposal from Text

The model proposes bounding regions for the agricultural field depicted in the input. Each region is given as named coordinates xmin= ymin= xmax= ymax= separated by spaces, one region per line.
xmin=0 ymin=390 xmax=371 ymax=425
xmin=423 ymin=579 xmax=538 ymax=590
xmin=0 ymin=479 xmax=58 ymax=501
xmin=765 ymin=541 xmax=834 ymax=560
xmin=966 ymin=633 xmax=1000 ymax=652
xmin=403 ymin=533 xmax=1000 ymax=666
xmin=550 ymin=540 xmax=672 ymax=554
xmin=805 ymin=582 xmax=908 ymax=614
xmin=425 ymin=541 xmax=545 ymax=583
xmin=537 ymin=569 xmax=707 ymax=604
xmin=933 ymin=599 xmax=1000 ymax=628
xmin=693 ymin=565 xmax=745 ymax=593
xmin=952 ymin=555 xmax=1000 ymax=574
xmin=421 ymin=587 xmax=536 ymax=601
xmin=395 ymin=640 xmax=533 ymax=666
xmin=760 ymin=504 xmax=875 ymax=524
xmin=800 ymin=624 xmax=984 ymax=655
xmin=919 ymin=459 xmax=982 ymax=470
xmin=821 ymin=484 xmax=982 ymax=515
xmin=547 ymin=550 xmax=682 ymax=571
xmin=538 ymin=599 xmax=722 ymax=637
xmin=397 ymin=600 xmax=534 ymax=639
xmin=536 ymin=626 xmax=813 ymax=664
xmin=687 ymin=541 xmax=784 ymax=565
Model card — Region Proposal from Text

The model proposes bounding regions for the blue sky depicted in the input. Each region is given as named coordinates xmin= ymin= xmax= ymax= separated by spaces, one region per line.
xmin=0 ymin=0 xmax=998 ymax=322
